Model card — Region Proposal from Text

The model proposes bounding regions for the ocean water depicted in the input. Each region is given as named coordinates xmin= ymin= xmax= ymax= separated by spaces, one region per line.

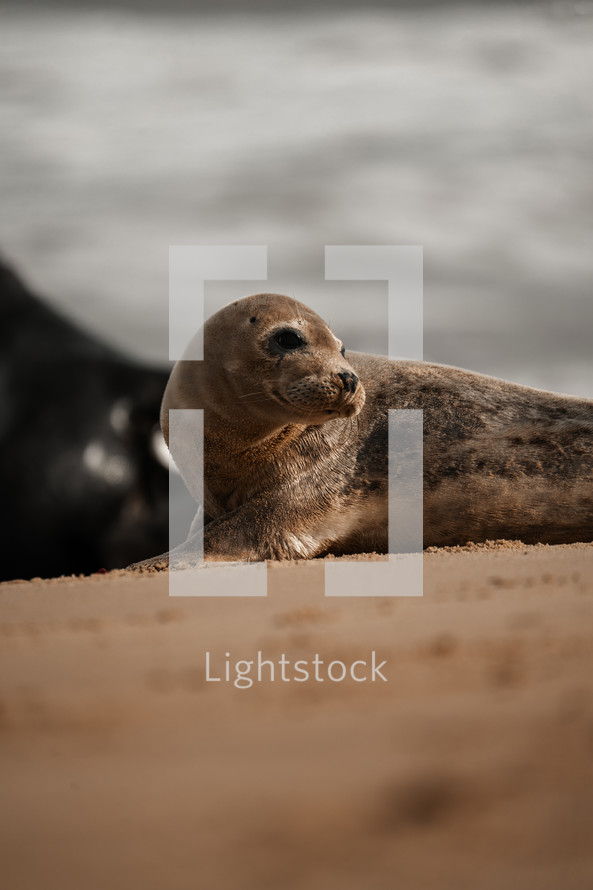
xmin=1 ymin=2 xmax=592 ymax=396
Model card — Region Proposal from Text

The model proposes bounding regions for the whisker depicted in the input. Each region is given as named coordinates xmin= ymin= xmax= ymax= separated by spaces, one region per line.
xmin=237 ymin=390 xmax=267 ymax=399
xmin=336 ymin=416 xmax=350 ymax=448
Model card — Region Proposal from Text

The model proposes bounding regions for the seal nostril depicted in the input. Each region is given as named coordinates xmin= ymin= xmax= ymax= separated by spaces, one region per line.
xmin=338 ymin=371 xmax=358 ymax=394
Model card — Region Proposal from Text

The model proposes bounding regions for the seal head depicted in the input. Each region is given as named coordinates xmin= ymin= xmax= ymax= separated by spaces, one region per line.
xmin=162 ymin=293 xmax=365 ymax=445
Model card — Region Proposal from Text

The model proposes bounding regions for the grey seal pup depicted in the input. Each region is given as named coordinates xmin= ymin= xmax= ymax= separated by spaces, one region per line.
xmin=135 ymin=293 xmax=593 ymax=565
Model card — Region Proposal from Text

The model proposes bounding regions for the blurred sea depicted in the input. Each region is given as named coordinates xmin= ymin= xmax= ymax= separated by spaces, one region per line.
xmin=1 ymin=1 xmax=592 ymax=395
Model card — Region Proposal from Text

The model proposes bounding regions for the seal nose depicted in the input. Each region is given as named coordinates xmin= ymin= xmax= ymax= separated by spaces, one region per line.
xmin=338 ymin=371 xmax=359 ymax=394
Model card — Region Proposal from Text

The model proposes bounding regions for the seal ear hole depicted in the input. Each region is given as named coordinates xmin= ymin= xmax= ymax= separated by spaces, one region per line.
xmin=250 ymin=317 xmax=257 ymax=324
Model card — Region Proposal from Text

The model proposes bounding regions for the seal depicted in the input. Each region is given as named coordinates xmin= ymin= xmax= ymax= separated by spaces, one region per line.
xmin=0 ymin=254 xmax=170 ymax=581
xmin=147 ymin=292 xmax=593 ymax=564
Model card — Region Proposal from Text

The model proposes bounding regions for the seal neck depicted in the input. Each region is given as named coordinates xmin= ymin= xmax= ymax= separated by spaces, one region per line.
xmin=204 ymin=408 xmax=307 ymax=455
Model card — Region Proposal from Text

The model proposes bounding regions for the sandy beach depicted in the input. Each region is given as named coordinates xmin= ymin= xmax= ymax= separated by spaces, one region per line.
xmin=2 ymin=542 xmax=592 ymax=889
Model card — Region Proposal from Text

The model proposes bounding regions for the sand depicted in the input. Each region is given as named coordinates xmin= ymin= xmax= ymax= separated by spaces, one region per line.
xmin=1 ymin=542 xmax=593 ymax=889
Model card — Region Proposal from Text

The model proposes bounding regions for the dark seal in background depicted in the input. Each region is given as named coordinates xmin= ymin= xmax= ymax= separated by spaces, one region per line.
xmin=0 ymin=257 xmax=170 ymax=581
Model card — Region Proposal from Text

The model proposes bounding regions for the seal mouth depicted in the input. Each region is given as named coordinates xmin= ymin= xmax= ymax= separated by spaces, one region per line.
xmin=271 ymin=389 xmax=361 ymax=420
xmin=271 ymin=389 xmax=321 ymax=416
xmin=271 ymin=389 xmax=294 ymax=408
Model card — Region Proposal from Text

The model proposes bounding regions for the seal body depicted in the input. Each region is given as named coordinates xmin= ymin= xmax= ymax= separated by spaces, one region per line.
xmin=161 ymin=293 xmax=593 ymax=561
xmin=0 ymin=256 xmax=170 ymax=580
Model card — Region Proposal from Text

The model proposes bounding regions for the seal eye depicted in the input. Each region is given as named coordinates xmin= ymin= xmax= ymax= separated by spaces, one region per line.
xmin=340 ymin=346 xmax=346 ymax=357
xmin=272 ymin=330 xmax=305 ymax=351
